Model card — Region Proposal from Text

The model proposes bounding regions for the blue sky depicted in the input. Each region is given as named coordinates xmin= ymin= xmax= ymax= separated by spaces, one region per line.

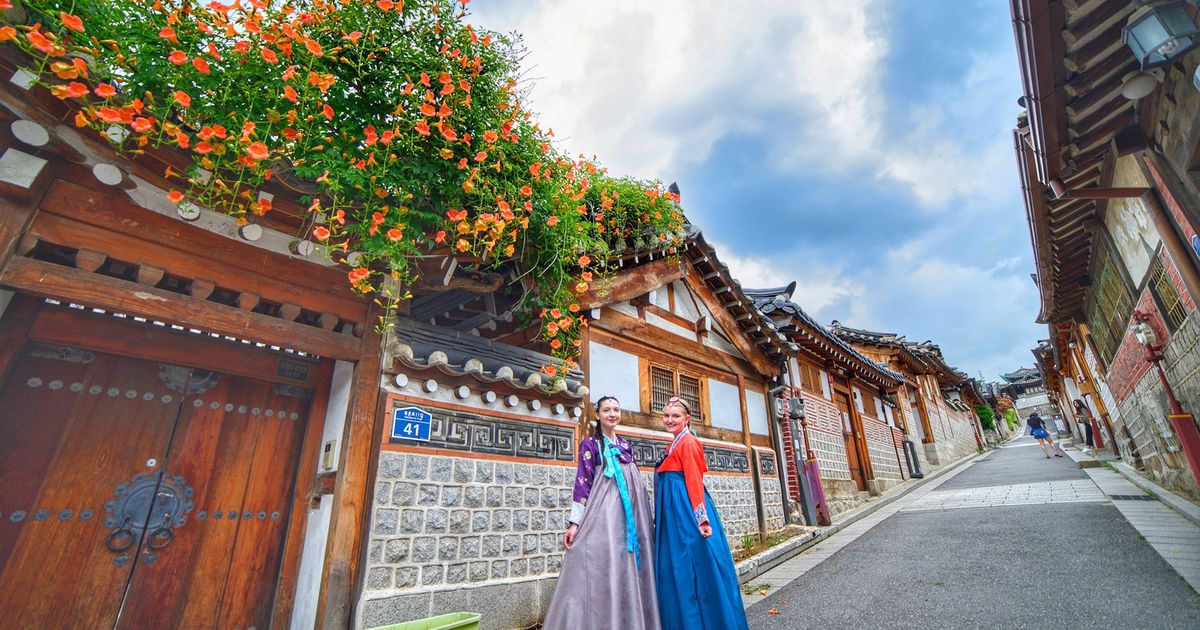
xmin=471 ymin=0 xmax=1042 ymax=381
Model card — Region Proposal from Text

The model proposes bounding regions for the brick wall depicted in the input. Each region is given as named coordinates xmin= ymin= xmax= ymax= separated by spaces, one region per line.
xmin=1106 ymin=287 xmax=1162 ymax=402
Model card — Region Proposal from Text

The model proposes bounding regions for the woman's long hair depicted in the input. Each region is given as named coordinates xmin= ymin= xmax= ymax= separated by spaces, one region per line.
xmin=592 ymin=396 xmax=619 ymax=470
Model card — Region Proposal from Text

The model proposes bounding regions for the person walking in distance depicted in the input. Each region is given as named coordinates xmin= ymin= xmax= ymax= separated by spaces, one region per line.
xmin=542 ymin=396 xmax=659 ymax=630
xmin=1027 ymin=412 xmax=1062 ymax=458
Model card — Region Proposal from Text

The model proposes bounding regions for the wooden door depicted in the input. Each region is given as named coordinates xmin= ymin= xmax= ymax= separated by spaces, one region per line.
xmin=836 ymin=394 xmax=867 ymax=491
xmin=116 ymin=369 xmax=309 ymax=629
xmin=0 ymin=341 xmax=309 ymax=629
xmin=0 ymin=344 xmax=187 ymax=627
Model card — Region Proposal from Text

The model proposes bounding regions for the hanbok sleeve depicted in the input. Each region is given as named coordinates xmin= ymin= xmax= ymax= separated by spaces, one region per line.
xmin=678 ymin=435 xmax=710 ymax=528
xmin=568 ymin=437 xmax=598 ymax=525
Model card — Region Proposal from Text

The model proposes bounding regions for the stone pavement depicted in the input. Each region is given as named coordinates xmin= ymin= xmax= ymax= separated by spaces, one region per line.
xmin=742 ymin=434 xmax=1200 ymax=629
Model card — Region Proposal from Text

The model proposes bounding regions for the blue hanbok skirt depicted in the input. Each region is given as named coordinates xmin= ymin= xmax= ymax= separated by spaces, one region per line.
xmin=653 ymin=471 xmax=748 ymax=630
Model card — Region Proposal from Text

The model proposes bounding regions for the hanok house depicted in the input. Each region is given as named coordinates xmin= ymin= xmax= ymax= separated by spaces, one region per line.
xmin=749 ymin=284 xmax=909 ymax=518
xmin=354 ymin=221 xmax=795 ymax=628
xmin=829 ymin=323 xmax=984 ymax=469
xmin=0 ymin=48 xmax=381 ymax=629
xmin=1012 ymin=0 xmax=1200 ymax=499
xmin=577 ymin=224 xmax=794 ymax=542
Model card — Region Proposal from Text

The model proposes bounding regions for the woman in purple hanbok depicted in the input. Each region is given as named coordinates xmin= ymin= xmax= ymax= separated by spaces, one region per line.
xmin=542 ymin=396 xmax=659 ymax=630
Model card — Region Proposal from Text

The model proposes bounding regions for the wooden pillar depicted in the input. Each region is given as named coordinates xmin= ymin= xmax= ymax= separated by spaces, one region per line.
xmin=0 ymin=197 xmax=40 ymax=277
xmin=1142 ymin=190 xmax=1200 ymax=305
xmin=737 ymin=374 xmax=767 ymax=541
xmin=272 ymin=358 xmax=337 ymax=628
xmin=316 ymin=302 xmax=385 ymax=629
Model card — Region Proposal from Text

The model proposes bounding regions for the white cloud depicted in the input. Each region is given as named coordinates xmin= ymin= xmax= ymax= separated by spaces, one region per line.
xmin=712 ymin=243 xmax=870 ymax=322
xmin=472 ymin=0 xmax=1013 ymax=208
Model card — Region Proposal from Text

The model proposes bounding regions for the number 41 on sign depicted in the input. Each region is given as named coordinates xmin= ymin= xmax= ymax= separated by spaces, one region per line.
xmin=390 ymin=406 xmax=433 ymax=442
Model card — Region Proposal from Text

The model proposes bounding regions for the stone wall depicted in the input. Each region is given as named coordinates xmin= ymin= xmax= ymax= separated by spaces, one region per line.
xmin=360 ymin=451 xmax=571 ymax=630
xmin=1116 ymin=311 xmax=1200 ymax=501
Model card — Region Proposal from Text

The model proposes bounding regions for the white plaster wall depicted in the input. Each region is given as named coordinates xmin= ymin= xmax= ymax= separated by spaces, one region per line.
xmin=709 ymin=379 xmax=743 ymax=431
xmin=1105 ymin=155 xmax=1157 ymax=283
xmin=672 ymin=280 xmax=700 ymax=320
xmin=588 ymin=341 xmax=641 ymax=412
xmin=290 ymin=359 xmax=354 ymax=630
xmin=745 ymin=389 xmax=768 ymax=436
xmin=645 ymin=311 xmax=698 ymax=341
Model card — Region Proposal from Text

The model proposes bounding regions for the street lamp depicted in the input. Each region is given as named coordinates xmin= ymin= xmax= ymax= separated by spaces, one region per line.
xmin=1123 ymin=1 xmax=1200 ymax=70
xmin=1130 ymin=310 xmax=1200 ymax=486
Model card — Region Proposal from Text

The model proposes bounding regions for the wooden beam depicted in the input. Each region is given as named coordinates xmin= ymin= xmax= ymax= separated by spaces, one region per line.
xmin=451 ymin=310 xmax=495 ymax=332
xmin=578 ymin=256 xmax=684 ymax=309
xmin=316 ymin=301 xmax=385 ymax=629
xmin=0 ymin=257 xmax=361 ymax=360
xmin=0 ymin=195 xmax=40 ymax=278
xmin=1057 ymin=186 xmax=1149 ymax=200
xmin=684 ymin=264 xmax=778 ymax=377
xmin=135 ymin=264 xmax=165 ymax=286
xmin=190 ymin=278 xmax=215 ymax=300
xmin=411 ymin=289 xmax=478 ymax=321
xmin=28 ymin=304 xmax=320 ymax=388
xmin=237 ymin=291 xmax=261 ymax=311
xmin=35 ymin=180 xmax=364 ymax=320
xmin=592 ymin=310 xmax=759 ymax=381
xmin=74 ymin=248 xmax=106 ymax=272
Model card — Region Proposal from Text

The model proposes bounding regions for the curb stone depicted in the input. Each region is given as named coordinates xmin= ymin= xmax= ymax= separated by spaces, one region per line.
xmin=1111 ymin=461 xmax=1200 ymax=528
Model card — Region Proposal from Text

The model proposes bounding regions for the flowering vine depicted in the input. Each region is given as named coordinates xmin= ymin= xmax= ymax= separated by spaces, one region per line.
xmin=1 ymin=0 xmax=685 ymax=375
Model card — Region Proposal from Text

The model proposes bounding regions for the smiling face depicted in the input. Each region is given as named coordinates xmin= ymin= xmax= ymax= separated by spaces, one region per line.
xmin=597 ymin=398 xmax=622 ymax=435
xmin=661 ymin=402 xmax=690 ymax=437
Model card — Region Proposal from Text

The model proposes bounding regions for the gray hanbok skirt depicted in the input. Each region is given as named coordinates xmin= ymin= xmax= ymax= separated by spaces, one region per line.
xmin=542 ymin=460 xmax=660 ymax=630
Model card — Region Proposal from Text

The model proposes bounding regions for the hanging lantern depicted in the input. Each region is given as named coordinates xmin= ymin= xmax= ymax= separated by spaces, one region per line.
xmin=1123 ymin=1 xmax=1200 ymax=70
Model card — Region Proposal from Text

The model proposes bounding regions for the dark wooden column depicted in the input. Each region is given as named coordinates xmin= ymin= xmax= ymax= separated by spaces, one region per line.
xmin=316 ymin=302 xmax=385 ymax=629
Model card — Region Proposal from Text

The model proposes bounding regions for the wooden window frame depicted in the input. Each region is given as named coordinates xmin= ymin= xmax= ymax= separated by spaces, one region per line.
xmin=1086 ymin=238 xmax=1135 ymax=365
xmin=1147 ymin=252 xmax=1187 ymax=333
xmin=644 ymin=361 xmax=708 ymax=422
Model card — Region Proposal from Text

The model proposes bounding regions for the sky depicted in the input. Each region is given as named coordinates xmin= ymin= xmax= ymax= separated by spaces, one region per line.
xmin=469 ymin=0 xmax=1042 ymax=382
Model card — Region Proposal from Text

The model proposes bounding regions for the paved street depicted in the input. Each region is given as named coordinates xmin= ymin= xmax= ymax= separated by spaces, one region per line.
xmin=744 ymin=437 xmax=1200 ymax=629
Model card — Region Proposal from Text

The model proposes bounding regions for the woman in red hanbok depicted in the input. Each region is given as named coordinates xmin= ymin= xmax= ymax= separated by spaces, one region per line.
xmin=653 ymin=397 xmax=748 ymax=630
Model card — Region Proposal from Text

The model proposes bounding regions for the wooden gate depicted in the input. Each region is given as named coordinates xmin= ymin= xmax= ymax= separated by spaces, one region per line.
xmin=0 ymin=305 xmax=312 ymax=628
xmin=836 ymin=393 xmax=868 ymax=492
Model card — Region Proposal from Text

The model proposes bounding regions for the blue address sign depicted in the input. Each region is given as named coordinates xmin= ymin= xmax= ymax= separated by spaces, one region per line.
xmin=390 ymin=406 xmax=433 ymax=442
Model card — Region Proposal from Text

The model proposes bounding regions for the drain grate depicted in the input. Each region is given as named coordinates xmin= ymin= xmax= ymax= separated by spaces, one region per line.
xmin=1110 ymin=494 xmax=1157 ymax=501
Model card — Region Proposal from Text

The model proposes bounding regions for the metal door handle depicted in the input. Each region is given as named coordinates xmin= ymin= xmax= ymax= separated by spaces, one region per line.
xmin=146 ymin=526 xmax=174 ymax=550
xmin=106 ymin=527 xmax=135 ymax=552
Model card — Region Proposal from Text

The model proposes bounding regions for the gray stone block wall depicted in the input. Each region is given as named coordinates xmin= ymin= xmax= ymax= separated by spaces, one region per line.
xmin=365 ymin=452 xmax=572 ymax=598
xmin=363 ymin=452 xmax=772 ymax=628
xmin=704 ymin=474 xmax=759 ymax=543
xmin=759 ymin=476 xmax=785 ymax=532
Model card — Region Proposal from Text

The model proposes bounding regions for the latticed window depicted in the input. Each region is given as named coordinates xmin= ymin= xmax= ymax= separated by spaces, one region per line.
xmin=648 ymin=364 xmax=704 ymax=420
xmin=1087 ymin=241 xmax=1134 ymax=365
xmin=1148 ymin=255 xmax=1188 ymax=333
xmin=650 ymin=366 xmax=674 ymax=414
xmin=678 ymin=374 xmax=702 ymax=418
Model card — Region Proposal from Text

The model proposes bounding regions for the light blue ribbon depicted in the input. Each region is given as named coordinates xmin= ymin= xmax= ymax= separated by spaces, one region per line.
xmin=602 ymin=435 xmax=640 ymax=570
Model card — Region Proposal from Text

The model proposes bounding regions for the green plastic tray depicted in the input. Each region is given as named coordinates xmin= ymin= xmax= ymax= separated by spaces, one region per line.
xmin=369 ymin=611 xmax=482 ymax=630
